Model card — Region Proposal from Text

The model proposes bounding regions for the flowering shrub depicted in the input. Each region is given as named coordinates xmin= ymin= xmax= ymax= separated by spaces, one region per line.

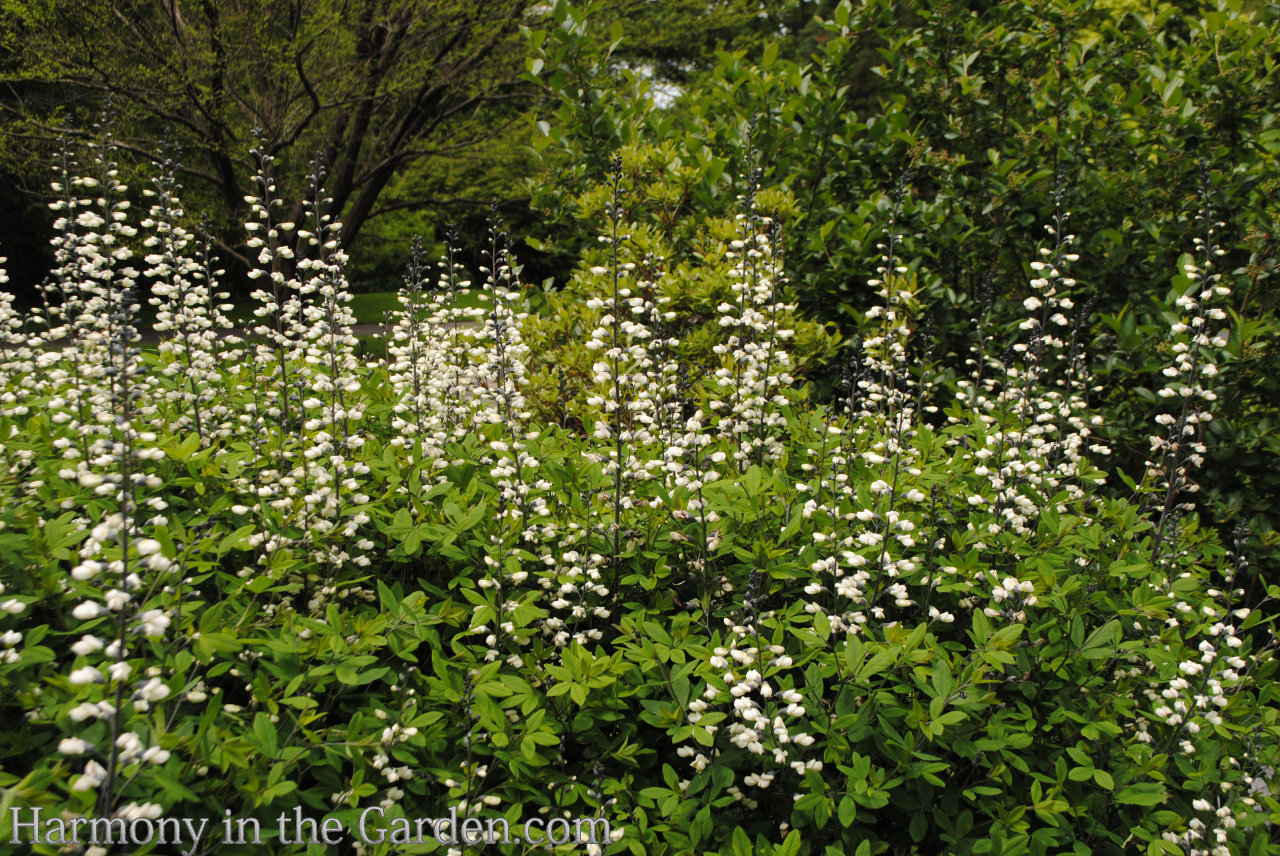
xmin=0 ymin=132 xmax=1277 ymax=856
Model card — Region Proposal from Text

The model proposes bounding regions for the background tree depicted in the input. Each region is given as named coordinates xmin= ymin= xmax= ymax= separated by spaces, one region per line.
xmin=0 ymin=0 xmax=540 ymax=291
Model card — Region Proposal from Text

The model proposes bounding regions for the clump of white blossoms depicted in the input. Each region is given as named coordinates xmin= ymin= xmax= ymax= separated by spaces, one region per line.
xmin=959 ymin=193 xmax=1102 ymax=556
xmin=141 ymin=152 xmax=239 ymax=442
xmin=472 ymin=217 xmax=539 ymax=530
xmin=686 ymin=574 xmax=817 ymax=796
xmin=242 ymin=132 xmax=307 ymax=447
xmin=474 ymin=218 xmax=561 ymax=662
xmin=387 ymin=236 xmax=450 ymax=470
xmin=710 ymin=162 xmax=795 ymax=471
xmin=578 ymin=157 xmax=661 ymax=604
xmin=56 ymin=272 xmax=177 ymax=819
xmin=798 ymin=176 xmax=927 ymax=639
xmin=0 ymin=254 xmax=36 ymax=416
xmin=291 ymin=154 xmax=372 ymax=570
xmin=1145 ymin=163 xmax=1231 ymax=567
xmin=38 ymin=118 xmax=139 ymax=361
xmin=230 ymin=135 xmax=314 ymax=579
xmin=38 ymin=120 xmax=145 ymax=482
xmin=386 ymin=228 xmax=493 ymax=476
xmin=935 ymin=192 xmax=1114 ymax=618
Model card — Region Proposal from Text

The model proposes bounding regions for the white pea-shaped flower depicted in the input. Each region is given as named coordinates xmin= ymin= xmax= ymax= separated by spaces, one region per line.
xmin=134 ymin=538 xmax=162 ymax=556
xmin=141 ymin=746 xmax=171 ymax=765
xmin=71 ymin=760 xmax=107 ymax=791
xmin=71 ymin=635 xmax=104 ymax=656
xmin=72 ymin=602 xmax=106 ymax=620
xmin=69 ymin=666 xmax=104 ymax=686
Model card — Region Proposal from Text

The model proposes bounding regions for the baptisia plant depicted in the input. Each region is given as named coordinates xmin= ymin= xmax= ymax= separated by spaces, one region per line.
xmin=0 ymin=124 xmax=1275 ymax=856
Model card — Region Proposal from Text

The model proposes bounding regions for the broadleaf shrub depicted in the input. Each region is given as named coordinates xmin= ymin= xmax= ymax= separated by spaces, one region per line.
xmin=526 ymin=0 xmax=1280 ymax=588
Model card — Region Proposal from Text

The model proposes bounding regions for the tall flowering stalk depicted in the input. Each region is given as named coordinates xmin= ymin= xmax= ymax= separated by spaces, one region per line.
xmin=234 ymin=134 xmax=315 ymax=582
xmin=243 ymin=132 xmax=305 ymax=461
xmin=583 ymin=157 xmax=657 ymax=596
xmin=470 ymin=215 xmax=554 ymax=665
xmin=58 ymin=284 xmax=176 ymax=824
xmin=1004 ymin=184 xmax=1103 ymax=505
xmin=0 ymin=253 xmax=42 ymax=497
xmin=856 ymin=168 xmax=916 ymax=430
xmin=710 ymin=128 xmax=795 ymax=471
xmin=387 ymin=228 xmax=485 ymax=478
xmin=142 ymin=154 xmax=238 ymax=441
xmin=29 ymin=140 xmax=86 ymax=353
xmin=1146 ymin=163 xmax=1231 ymax=566
xmin=478 ymin=215 xmax=544 ymax=534
xmin=431 ymin=231 xmax=485 ymax=443
xmin=387 ymin=236 xmax=446 ymax=474
xmin=984 ymin=202 xmax=1091 ymax=537
xmin=0 ymin=254 xmax=35 ymax=415
xmin=473 ymin=214 xmax=531 ymax=431
xmin=40 ymin=121 xmax=141 ymax=468
xmin=638 ymin=294 xmax=687 ymax=484
xmin=295 ymin=154 xmax=371 ymax=570
xmin=941 ymin=200 xmax=1113 ymax=619
xmin=826 ymin=171 xmax=926 ymax=634
xmin=33 ymin=114 xmax=139 ymax=359
xmin=71 ymin=113 xmax=140 ymax=362
xmin=40 ymin=143 xmax=101 ymax=464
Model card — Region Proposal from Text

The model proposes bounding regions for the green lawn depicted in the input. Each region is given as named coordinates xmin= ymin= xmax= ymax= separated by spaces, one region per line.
xmin=137 ymin=288 xmax=498 ymax=330
xmin=18 ymin=287 xmax=529 ymax=338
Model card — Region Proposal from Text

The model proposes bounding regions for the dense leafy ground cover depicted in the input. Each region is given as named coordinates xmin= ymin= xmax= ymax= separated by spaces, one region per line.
xmin=0 ymin=130 xmax=1277 ymax=856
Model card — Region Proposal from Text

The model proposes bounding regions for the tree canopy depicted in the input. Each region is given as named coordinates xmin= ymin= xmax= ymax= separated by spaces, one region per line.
xmin=0 ymin=0 xmax=539 ymax=275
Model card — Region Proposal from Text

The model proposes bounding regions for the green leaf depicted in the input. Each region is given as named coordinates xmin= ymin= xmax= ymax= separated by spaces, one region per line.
xmin=1080 ymin=619 xmax=1121 ymax=660
xmin=858 ymin=648 xmax=897 ymax=681
xmin=690 ymin=805 xmax=712 ymax=847
xmin=569 ymin=683 xmax=586 ymax=706
xmin=455 ymin=502 xmax=487 ymax=533
xmin=217 ymin=524 xmax=257 ymax=554
xmin=1117 ymin=783 xmax=1168 ymax=806
xmin=777 ymin=828 xmax=802 ymax=856
xmin=838 ymin=795 xmax=856 ymax=827
xmin=834 ymin=1 xmax=851 ymax=29
xmin=261 ymin=780 xmax=297 ymax=803
xmin=168 ymin=433 xmax=201 ymax=461
xmin=931 ymin=661 xmax=954 ymax=698
xmin=402 ymin=530 xmax=421 ymax=556
xmin=252 ymin=712 xmax=278 ymax=756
